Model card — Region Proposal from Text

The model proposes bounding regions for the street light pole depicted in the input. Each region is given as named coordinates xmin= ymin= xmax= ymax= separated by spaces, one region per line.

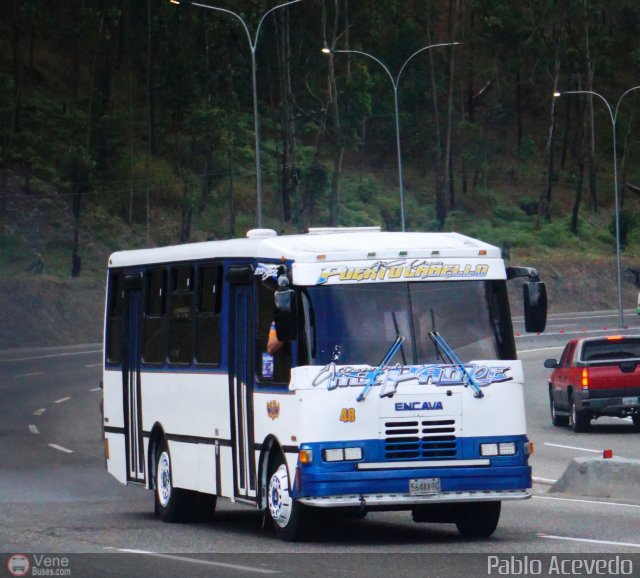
xmin=554 ymin=86 xmax=640 ymax=329
xmin=323 ymin=43 xmax=459 ymax=232
xmin=176 ymin=0 xmax=306 ymax=228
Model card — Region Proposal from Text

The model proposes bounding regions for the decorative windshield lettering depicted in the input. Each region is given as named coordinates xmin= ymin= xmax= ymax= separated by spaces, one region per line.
xmin=312 ymin=363 xmax=511 ymax=397
xmin=316 ymin=259 xmax=490 ymax=285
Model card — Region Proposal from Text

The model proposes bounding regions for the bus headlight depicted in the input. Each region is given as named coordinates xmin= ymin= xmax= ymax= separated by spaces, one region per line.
xmin=323 ymin=447 xmax=363 ymax=462
xmin=480 ymin=442 xmax=518 ymax=456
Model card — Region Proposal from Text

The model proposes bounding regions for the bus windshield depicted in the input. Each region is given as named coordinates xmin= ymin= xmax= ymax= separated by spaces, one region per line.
xmin=302 ymin=280 xmax=515 ymax=366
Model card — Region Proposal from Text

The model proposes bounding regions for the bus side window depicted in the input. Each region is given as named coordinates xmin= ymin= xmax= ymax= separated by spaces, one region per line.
xmin=106 ymin=272 xmax=124 ymax=364
xmin=257 ymin=281 xmax=291 ymax=384
xmin=143 ymin=268 xmax=167 ymax=364
xmin=195 ymin=265 xmax=222 ymax=365
xmin=168 ymin=266 xmax=194 ymax=365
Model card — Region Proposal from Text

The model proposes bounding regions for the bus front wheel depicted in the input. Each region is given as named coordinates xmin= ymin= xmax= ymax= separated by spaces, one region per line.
xmin=455 ymin=501 xmax=501 ymax=538
xmin=266 ymin=460 xmax=308 ymax=541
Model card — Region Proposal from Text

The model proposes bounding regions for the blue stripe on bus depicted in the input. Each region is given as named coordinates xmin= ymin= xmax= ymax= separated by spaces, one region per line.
xmin=293 ymin=434 xmax=531 ymax=498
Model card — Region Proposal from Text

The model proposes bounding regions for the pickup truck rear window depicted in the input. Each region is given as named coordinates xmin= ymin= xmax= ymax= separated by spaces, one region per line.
xmin=582 ymin=338 xmax=640 ymax=361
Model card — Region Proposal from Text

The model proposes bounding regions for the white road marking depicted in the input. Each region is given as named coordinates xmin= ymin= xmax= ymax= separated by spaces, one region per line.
xmin=544 ymin=442 xmax=602 ymax=453
xmin=111 ymin=549 xmax=279 ymax=574
xmin=28 ymin=425 xmax=39 ymax=434
xmin=54 ymin=397 xmax=71 ymax=404
xmin=33 ymin=408 xmax=46 ymax=416
xmin=538 ymin=533 xmax=640 ymax=549
xmin=518 ymin=345 xmax=564 ymax=354
xmin=85 ymin=363 xmax=102 ymax=368
xmin=89 ymin=387 xmax=101 ymax=392
xmin=14 ymin=372 xmax=43 ymax=378
xmin=533 ymin=495 xmax=640 ymax=509
xmin=48 ymin=443 xmax=73 ymax=454
xmin=0 ymin=348 xmax=101 ymax=363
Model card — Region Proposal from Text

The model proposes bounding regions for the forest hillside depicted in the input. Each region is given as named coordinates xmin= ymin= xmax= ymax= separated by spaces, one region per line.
xmin=2 ymin=1 xmax=640 ymax=345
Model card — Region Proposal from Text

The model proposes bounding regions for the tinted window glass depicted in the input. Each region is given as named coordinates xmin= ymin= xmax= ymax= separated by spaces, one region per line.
xmin=106 ymin=272 xmax=123 ymax=364
xmin=582 ymin=338 xmax=640 ymax=361
xmin=195 ymin=265 xmax=222 ymax=365
xmin=143 ymin=268 xmax=166 ymax=363
xmin=304 ymin=281 xmax=513 ymax=366
xmin=257 ymin=282 xmax=291 ymax=384
xmin=168 ymin=267 xmax=194 ymax=364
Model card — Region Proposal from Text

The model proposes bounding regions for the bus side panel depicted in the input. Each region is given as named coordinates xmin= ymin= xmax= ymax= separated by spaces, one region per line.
xmin=105 ymin=432 xmax=127 ymax=484
xmin=141 ymin=373 xmax=230 ymax=440
xmin=197 ymin=444 xmax=217 ymax=495
xmin=103 ymin=369 xmax=125 ymax=428
xmin=252 ymin=390 xmax=299 ymax=469
xmin=219 ymin=445 xmax=235 ymax=498
xmin=139 ymin=371 xmax=231 ymax=495
xmin=169 ymin=441 xmax=199 ymax=491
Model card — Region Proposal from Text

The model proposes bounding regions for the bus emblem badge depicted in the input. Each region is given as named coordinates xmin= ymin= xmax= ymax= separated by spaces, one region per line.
xmin=267 ymin=400 xmax=280 ymax=420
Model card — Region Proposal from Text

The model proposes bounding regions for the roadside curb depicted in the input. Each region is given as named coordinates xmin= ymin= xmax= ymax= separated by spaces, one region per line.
xmin=549 ymin=456 xmax=640 ymax=503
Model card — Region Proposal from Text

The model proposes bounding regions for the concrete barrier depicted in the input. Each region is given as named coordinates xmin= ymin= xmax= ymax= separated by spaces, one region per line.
xmin=549 ymin=456 xmax=640 ymax=503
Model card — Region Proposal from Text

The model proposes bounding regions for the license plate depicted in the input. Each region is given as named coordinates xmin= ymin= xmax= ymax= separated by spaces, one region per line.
xmin=409 ymin=478 xmax=441 ymax=496
xmin=622 ymin=396 xmax=639 ymax=405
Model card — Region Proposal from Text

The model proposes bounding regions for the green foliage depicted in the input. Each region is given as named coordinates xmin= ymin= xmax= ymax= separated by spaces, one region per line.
xmin=610 ymin=209 xmax=638 ymax=249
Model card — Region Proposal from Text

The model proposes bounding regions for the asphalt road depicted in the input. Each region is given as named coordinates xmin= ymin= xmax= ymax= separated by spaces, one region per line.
xmin=2 ymin=311 xmax=640 ymax=577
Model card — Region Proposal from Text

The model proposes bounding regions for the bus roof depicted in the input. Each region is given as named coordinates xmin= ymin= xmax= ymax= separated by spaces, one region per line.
xmin=108 ymin=228 xmax=502 ymax=268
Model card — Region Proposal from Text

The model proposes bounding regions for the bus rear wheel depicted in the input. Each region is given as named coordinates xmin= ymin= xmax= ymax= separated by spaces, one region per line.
xmin=266 ymin=460 xmax=308 ymax=541
xmin=455 ymin=501 xmax=501 ymax=538
xmin=154 ymin=438 xmax=196 ymax=523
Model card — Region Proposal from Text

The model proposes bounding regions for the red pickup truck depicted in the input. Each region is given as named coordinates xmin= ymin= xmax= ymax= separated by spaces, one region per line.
xmin=544 ymin=336 xmax=640 ymax=432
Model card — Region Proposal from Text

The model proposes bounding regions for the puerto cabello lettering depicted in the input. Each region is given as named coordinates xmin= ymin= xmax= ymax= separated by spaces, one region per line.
xmin=316 ymin=259 xmax=490 ymax=285
xmin=312 ymin=363 xmax=511 ymax=397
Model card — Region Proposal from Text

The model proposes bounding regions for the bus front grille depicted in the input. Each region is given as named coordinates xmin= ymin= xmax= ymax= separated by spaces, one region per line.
xmin=383 ymin=419 xmax=458 ymax=460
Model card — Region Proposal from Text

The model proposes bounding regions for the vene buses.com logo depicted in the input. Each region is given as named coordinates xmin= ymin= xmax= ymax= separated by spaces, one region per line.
xmin=7 ymin=554 xmax=30 ymax=577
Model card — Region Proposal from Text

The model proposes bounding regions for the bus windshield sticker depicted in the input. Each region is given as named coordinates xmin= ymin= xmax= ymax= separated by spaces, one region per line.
xmin=312 ymin=362 xmax=511 ymax=398
xmin=316 ymin=259 xmax=490 ymax=285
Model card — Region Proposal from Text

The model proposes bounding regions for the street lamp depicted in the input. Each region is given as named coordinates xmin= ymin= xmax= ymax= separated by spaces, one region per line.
xmin=554 ymin=86 xmax=640 ymax=329
xmin=172 ymin=0 xmax=306 ymax=228
xmin=323 ymin=42 xmax=459 ymax=232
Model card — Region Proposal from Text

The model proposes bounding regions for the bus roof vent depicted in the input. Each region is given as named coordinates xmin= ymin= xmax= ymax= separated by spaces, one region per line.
xmin=246 ymin=229 xmax=278 ymax=239
xmin=308 ymin=226 xmax=381 ymax=235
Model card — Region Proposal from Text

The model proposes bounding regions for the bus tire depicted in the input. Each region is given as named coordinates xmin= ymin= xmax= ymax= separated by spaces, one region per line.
xmin=154 ymin=438 xmax=194 ymax=523
xmin=569 ymin=396 xmax=590 ymax=432
xmin=455 ymin=501 xmax=501 ymax=538
xmin=266 ymin=458 xmax=307 ymax=541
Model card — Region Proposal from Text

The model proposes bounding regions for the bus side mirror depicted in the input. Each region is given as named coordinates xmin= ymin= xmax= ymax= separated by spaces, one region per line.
xmin=524 ymin=281 xmax=547 ymax=333
xmin=274 ymin=287 xmax=297 ymax=342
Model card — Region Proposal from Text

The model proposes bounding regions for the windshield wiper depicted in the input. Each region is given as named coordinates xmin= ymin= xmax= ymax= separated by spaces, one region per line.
xmin=356 ymin=335 xmax=405 ymax=402
xmin=429 ymin=331 xmax=484 ymax=399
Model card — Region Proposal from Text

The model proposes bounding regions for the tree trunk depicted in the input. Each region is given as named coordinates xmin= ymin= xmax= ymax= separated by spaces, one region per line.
xmin=538 ymin=37 xmax=561 ymax=224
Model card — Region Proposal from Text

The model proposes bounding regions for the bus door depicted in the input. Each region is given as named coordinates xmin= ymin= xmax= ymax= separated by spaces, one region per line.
xmin=229 ymin=277 xmax=257 ymax=500
xmin=122 ymin=272 xmax=145 ymax=483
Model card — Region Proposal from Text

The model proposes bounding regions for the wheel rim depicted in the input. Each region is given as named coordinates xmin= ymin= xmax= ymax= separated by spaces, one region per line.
xmin=571 ymin=401 xmax=576 ymax=426
xmin=157 ymin=451 xmax=172 ymax=507
xmin=551 ymin=399 xmax=557 ymax=420
xmin=268 ymin=464 xmax=292 ymax=528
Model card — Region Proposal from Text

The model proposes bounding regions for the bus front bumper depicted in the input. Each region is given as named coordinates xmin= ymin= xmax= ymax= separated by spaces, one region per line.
xmin=298 ymin=489 xmax=530 ymax=508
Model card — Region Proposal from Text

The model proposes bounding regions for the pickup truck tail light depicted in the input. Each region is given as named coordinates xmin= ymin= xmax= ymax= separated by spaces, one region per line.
xmin=581 ymin=368 xmax=589 ymax=390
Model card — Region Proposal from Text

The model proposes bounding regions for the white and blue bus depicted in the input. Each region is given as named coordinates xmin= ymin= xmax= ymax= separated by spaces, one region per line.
xmin=102 ymin=227 xmax=547 ymax=540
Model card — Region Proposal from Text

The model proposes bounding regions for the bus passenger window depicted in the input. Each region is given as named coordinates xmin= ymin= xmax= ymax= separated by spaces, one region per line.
xmin=257 ymin=282 xmax=291 ymax=384
xmin=168 ymin=267 xmax=194 ymax=365
xmin=106 ymin=273 xmax=124 ymax=364
xmin=195 ymin=265 xmax=222 ymax=365
xmin=143 ymin=268 xmax=166 ymax=364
